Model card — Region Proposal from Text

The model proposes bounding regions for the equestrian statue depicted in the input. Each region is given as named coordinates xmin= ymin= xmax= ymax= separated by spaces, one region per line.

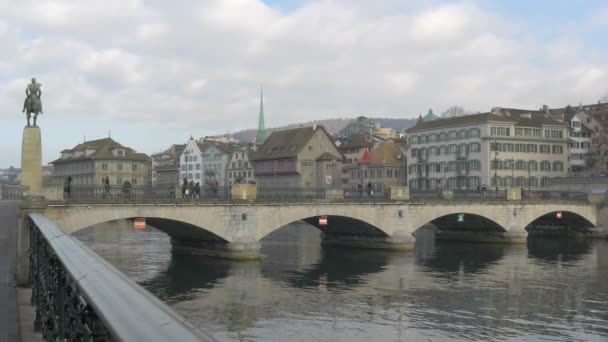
xmin=22 ymin=78 xmax=43 ymax=127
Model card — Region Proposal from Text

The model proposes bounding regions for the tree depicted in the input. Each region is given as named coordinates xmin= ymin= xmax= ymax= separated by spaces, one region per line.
xmin=601 ymin=92 xmax=608 ymax=103
xmin=441 ymin=106 xmax=466 ymax=118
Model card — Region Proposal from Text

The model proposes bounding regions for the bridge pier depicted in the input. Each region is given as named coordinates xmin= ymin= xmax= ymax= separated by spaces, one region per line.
xmin=170 ymin=238 xmax=261 ymax=261
xmin=434 ymin=230 xmax=528 ymax=244
xmin=322 ymin=233 xmax=415 ymax=251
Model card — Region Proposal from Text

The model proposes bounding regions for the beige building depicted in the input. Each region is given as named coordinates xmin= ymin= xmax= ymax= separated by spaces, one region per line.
xmin=406 ymin=110 xmax=569 ymax=190
xmin=251 ymin=125 xmax=343 ymax=188
xmin=51 ymin=138 xmax=151 ymax=186
xmin=151 ymin=144 xmax=185 ymax=187
xmin=343 ymin=140 xmax=406 ymax=193
xmin=227 ymin=146 xmax=256 ymax=185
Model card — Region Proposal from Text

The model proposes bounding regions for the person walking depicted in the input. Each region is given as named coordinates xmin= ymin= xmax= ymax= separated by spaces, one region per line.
xmin=366 ymin=181 xmax=372 ymax=197
xmin=64 ymin=176 xmax=72 ymax=199
xmin=182 ymin=178 xmax=188 ymax=198
xmin=102 ymin=176 xmax=111 ymax=198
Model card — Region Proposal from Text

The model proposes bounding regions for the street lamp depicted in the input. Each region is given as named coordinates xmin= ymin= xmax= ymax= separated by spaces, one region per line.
xmin=493 ymin=136 xmax=498 ymax=193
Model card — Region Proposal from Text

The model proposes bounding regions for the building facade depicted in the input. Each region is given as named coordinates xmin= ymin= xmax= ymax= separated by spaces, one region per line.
xmin=227 ymin=146 xmax=256 ymax=185
xmin=343 ymin=141 xmax=406 ymax=193
xmin=50 ymin=138 xmax=150 ymax=186
xmin=252 ymin=125 xmax=343 ymax=188
xmin=179 ymin=139 xmax=234 ymax=186
xmin=151 ymin=144 xmax=185 ymax=187
xmin=406 ymin=111 xmax=570 ymax=190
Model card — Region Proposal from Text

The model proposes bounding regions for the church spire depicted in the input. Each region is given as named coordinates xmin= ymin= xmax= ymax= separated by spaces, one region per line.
xmin=256 ymin=87 xmax=267 ymax=142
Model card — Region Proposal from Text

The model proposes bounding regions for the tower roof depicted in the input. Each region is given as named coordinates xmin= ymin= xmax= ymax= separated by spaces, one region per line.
xmin=256 ymin=87 xmax=267 ymax=142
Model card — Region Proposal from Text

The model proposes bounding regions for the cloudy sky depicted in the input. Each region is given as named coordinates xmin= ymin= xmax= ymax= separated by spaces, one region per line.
xmin=1 ymin=0 xmax=607 ymax=168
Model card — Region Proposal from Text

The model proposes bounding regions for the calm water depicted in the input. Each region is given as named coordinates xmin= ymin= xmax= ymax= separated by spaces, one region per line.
xmin=74 ymin=221 xmax=608 ymax=342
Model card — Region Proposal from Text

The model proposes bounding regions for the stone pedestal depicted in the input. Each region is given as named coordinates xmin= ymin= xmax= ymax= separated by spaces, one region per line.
xmin=21 ymin=127 xmax=42 ymax=196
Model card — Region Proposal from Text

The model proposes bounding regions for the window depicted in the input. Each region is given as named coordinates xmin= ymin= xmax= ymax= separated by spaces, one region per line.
xmin=469 ymin=160 xmax=480 ymax=171
xmin=552 ymin=145 xmax=563 ymax=154
xmin=540 ymin=177 xmax=550 ymax=187
xmin=131 ymin=164 xmax=138 ymax=171
xmin=572 ymin=121 xmax=581 ymax=128
xmin=540 ymin=161 xmax=551 ymax=171
xmin=131 ymin=178 xmax=137 ymax=185
xmin=188 ymin=164 xmax=193 ymax=170
xmin=544 ymin=129 xmax=563 ymax=139
xmin=117 ymin=164 xmax=123 ymax=171
xmin=308 ymin=146 xmax=313 ymax=151
xmin=491 ymin=127 xmax=510 ymax=136
xmin=449 ymin=131 xmax=457 ymax=140
xmin=102 ymin=163 xmax=108 ymax=170
xmin=540 ymin=145 xmax=550 ymax=153
xmin=196 ymin=164 xmax=201 ymax=170
xmin=527 ymin=144 xmax=538 ymax=153
xmin=117 ymin=150 xmax=124 ymax=156
xmin=117 ymin=178 xmax=123 ymax=185
xmin=516 ymin=160 xmax=526 ymax=170
xmin=470 ymin=128 xmax=480 ymax=138
xmin=553 ymin=161 xmax=563 ymax=172
xmin=528 ymin=160 xmax=538 ymax=171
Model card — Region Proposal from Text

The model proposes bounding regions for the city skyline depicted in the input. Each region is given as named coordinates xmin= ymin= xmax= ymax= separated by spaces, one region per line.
xmin=1 ymin=0 xmax=608 ymax=168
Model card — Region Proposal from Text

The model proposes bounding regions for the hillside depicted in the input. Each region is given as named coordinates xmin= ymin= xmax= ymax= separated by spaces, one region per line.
xmin=231 ymin=117 xmax=417 ymax=142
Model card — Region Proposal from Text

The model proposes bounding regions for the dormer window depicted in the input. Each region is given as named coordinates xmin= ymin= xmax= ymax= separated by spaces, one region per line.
xmin=117 ymin=150 xmax=124 ymax=156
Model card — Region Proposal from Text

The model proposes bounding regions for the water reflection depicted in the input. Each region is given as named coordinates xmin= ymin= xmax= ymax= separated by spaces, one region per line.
xmin=527 ymin=238 xmax=593 ymax=263
xmin=139 ymin=255 xmax=231 ymax=304
xmin=75 ymin=220 xmax=608 ymax=342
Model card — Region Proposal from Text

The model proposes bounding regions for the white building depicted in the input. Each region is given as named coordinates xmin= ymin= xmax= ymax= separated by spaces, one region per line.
xmin=179 ymin=138 xmax=234 ymax=186
xmin=226 ymin=146 xmax=256 ymax=185
xmin=406 ymin=110 xmax=570 ymax=190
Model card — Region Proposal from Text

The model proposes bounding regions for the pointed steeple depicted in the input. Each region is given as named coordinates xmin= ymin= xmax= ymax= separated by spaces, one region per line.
xmin=256 ymin=87 xmax=267 ymax=142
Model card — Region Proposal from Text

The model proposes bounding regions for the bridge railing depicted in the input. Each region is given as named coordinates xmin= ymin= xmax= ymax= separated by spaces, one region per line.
xmin=410 ymin=189 xmax=507 ymax=200
xmin=27 ymin=213 xmax=214 ymax=342
xmin=522 ymin=190 xmax=588 ymax=201
xmin=0 ymin=184 xmax=24 ymax=200
xmin=257 ymin=187 xmax=389 ymax=201
xmin=64 ymin=185 xmax=231 ymax=201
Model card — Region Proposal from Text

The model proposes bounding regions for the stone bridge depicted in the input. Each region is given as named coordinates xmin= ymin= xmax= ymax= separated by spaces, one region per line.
xmin=40 ymin=199 xmax=601 ymax=260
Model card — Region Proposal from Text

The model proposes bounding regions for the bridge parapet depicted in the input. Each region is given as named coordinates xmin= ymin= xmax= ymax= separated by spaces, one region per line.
xmin=27 ymin=213 xmax=213 ymax=341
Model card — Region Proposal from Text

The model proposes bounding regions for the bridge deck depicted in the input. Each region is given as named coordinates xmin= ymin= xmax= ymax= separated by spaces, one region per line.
xmin=0 ymin=201 xmax=20 ymax=342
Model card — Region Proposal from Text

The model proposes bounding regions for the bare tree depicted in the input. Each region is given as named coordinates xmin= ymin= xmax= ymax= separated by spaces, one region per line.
xmin=441 ymin=106 xmax=467 ymax=118
xmin=601 ymin=92 xmax=608 ymax=103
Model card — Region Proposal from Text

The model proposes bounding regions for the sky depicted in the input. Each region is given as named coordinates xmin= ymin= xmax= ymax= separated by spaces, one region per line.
xmin=1 ymin=0 xmax=607 ymax=168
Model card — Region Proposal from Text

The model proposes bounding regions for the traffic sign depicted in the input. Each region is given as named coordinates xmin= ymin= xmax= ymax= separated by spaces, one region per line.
xmin=319 ymin=216 xmax=328 ymax=225
xmin=457 ymin=214 xmax=464 ymax=222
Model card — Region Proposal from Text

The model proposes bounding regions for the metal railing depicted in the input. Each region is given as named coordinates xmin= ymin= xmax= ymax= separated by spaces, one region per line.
xmin=0 ymin=184 xmax=24 ymax=200
xmin=548 ymin=177 xmax=608 ymax=185
xmin=410 ymin=189 xmax=507 ymax=200
xmin=523 ymin=190 xmax=588 ymax=201
xmin=48 ymin=185 xmax=589 ymax=203
xmin=28 ymin=213 xmax=214 ymax=342
xmin=257 ymin=187 xmax=389 ymax=201
xmin=62 ymin=185 xmax=231 ymax=201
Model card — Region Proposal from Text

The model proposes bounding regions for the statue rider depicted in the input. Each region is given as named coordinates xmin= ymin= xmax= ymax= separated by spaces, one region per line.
xmin=22 ymin=78 xmax=43 ymax=126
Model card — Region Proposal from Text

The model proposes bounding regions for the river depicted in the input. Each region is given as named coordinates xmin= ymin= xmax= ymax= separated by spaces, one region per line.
xmin=74 ymin=220 xmax=608 ymax=341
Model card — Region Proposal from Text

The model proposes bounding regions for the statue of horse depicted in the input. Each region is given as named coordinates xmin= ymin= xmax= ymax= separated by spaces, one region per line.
xmin=22 ymin=78 xmax=43 ymax=127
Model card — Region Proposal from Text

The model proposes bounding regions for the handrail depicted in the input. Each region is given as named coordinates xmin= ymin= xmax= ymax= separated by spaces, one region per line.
xmin=28 ymin=213 xmax=215 ymax=342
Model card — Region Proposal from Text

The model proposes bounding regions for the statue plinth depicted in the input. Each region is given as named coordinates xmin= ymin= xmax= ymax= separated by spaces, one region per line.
xmin=21 ymin=126 xmax=42 ymax=196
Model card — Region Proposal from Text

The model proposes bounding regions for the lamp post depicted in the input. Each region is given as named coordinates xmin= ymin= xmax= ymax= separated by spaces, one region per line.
xmin=493 ymin=136 xmax=498 ymax=195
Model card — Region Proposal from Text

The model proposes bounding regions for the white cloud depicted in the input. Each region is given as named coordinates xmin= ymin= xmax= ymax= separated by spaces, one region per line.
xmin=1 ymin=0 xmax=607 ymax=167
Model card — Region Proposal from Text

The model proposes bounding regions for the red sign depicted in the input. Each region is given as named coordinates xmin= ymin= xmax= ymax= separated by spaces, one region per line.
xmin=134 ymin=218 xmax=146 ymax=229
xmin=556 ymin=212 xmax=562 ymax=219
xmin=319 ymin=216 xmax=328 ymax=226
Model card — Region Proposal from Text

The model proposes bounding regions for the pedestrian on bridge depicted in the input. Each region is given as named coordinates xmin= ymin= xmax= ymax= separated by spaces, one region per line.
xmin=63 ymin=176 xmax=72 ymax=199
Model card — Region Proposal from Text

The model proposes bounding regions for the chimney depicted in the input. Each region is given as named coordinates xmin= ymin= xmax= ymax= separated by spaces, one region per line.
xmin=542 ymin=105 xmax=549 ymax=114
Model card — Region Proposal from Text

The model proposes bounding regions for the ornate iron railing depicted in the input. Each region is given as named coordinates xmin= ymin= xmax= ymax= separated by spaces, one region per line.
xmin=0 ymin=184 xmax=24 ymax=200
xmin=28 ymin=213 xmax=214 ymax=342
xmin=522 ymin=190 xmax=588 ymax=201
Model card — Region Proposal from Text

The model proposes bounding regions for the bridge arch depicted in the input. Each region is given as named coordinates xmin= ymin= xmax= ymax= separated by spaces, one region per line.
xmin=252 ymin=204 xmax=402 ymax=241
xmin=45 ymin=205 xmax=234 ymax=241
xmin=410 ymin=206 xmax=509 ymax=233
xmin=524 ymin=210 xmax=596 ymax=233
